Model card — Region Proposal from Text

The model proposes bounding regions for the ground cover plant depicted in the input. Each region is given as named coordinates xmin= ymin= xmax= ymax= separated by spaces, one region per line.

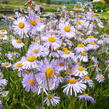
xmin=0 ymin=1 xmax=109 ymax=109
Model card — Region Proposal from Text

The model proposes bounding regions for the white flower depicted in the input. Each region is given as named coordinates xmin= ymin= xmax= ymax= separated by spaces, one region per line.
xmin=11 ymin=39 xmax=24 ymax=48
xmin=63 ymin=78 xmax=86 ymax=96
xmin=77 ymin=52 xmax=88 ymax=62
xmin=75 ymin=66 xmax=88 ymax=77
xmin=22 ymin=56 xmax=38 ymax=69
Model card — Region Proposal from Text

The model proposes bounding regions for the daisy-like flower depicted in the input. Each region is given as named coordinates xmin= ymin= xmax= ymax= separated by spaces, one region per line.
xmin=0 ymin=29 xmax=7 ymax=34
xmin=13 ymin=61 xmax=23 ymax=71
xmin=59 ymin=22 xmax=76 ymax=39
xmin=22 ymin=56 xmax=38 ymax=69
xmin=87 ymin=42 xmax=99 ymax=50
xmin=59 ymin=48 xmax=76 ymax=60
xmin=77 ymin=52 xmax=88 ymax=62
xmin=42 ymin=35 xmax=61 ymax=50
xmin=55 ymin=59 xmax=66 ymax=71
xmin=0 ymin=34 xmax=8 ymax=40
xmin=12 ymin=17 xmax=30 ymax=37
xmin=83 ymin=36 xmax=98 ymax=44
xmin=44 ymin=94 xmax=60 ymax=106
xmin=75 ymin=66 xmax=88 ymax=77
xmin=55 ymin=73 xmax=64 ymax=83
xmin=5 ymin=51 xmax=20 ymax=60
xmin=63 ymin=78 xmax=86 ymax=96
xmin=27 ymin=12 xmax=45 ymax=34
xmin=40 ymin=60 xmax=56 ymax=79
xmin=95 ymin=74 xmax=105 ymax=83
xmin=81 ymin=75 xmax=94 ymax=87
xmin=1 ymin=91 xmax=9 ymax=97
xmin=11 ymin=39 xmax=24 ymax=48
xmin=75 ymin=44 xmax=87 ymax=54
xmin=27 ymin=43 xmax=49 ymax=57
xmin=1 ymin=62 xmax=11 ymax=68
xmin=22 ymin=73 xmax=37 ymax=92
xmin=78 ymin=93 xmax=95 ymax=103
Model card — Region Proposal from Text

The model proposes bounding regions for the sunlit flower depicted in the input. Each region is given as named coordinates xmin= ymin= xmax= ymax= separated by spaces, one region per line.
xmin=42 ymin=35 xmax=61 ymax=50
xmin=12 ymin=17 xmax=30 ymax=37
xmin=22 ymin=56 xmax=38 ymax=69
xmin=59 ymin=22 xmax=76 ymax=39
xmin=1 ymin=62 xmax=11 ymax=68
xmin=87 ymin=42 xmax=99 ymax=50
xmin=11 ymin=39 xmax=24 ymax=48
xmin=75 ymin=66 xmax=88 ymax=77
xmin=77 ymin=52 xmax=88 ymax=62
xmin=75 ymin=44 xmax=87 ymax=53
xmin=63 ymin=78 xmax=86 ymax=96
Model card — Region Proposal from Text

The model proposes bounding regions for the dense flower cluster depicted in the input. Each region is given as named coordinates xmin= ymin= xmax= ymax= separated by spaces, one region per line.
xmin=0 ymin=2 xmax=109 ymax=108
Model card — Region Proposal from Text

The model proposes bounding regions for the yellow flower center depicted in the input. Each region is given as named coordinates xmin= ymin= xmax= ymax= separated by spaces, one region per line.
xmin=90 ymin=42 xmax=96 ymax=45
xmin=99 ymin=76 xmax=103 ymax=80
xmin=18 ymin=22 xmax=25 ymax=29
xmin=88 ymin=36 xmax=94 ymax=38
xmin=64 ymin=50 xmax=70 ymax=54
xmin=1 ymin=30 xmax=5 ymax=32
xmin=67 ymin=70 xmax=74 ymax=74
xmin=75 ymin=8 xmax=81 ymax=12
xmin=56 ymin=73 xmax=61 ymax=77
xmin=80 ymin=52 xmax=87 ymax=56
xmin=76 ymin=21 xmax=82 ymax=24
xmin=16 ymin=63 xmax=23 ymax=68
xmin=16 ymin=40 xmax=22 ymax=43
xmin=77 ymin=44 xmax=85 ymax=47
xmin=29 ymin=79 xmax=35 ymax=86
xmin=48 ymin=37 xmax=56 ymax=42
xmin=69 ymin=78 xmax=77 ymax=84
xmin=33 ymin=49 xmax=38 ymax=54
xmin=10 ymin=52 xmax=15 ymax=55
xmin=83 ymin=93 xmax=89 ymax=96
xmin=30 ymin=19 xmax=37 ymax=26
xmin=77 ymin=62 xmax=81 ymax=65
xmin=48 ymin=95 xmax=53 ymax=99
xmin=78 ymin=66 xmax=85 ymax=71
xmin=59 ymin=62 xmax=64 ymax=66
xmin=0 ymin=34 xmax=4 ymax=37
xmin=64 ymin=26 xmax=71 ymax=32
xmin=62 ymin=48 xmax=68 ymax=51
xmin=27 ymin=56 xmax=36 ymax=62
xmin=84 ymin=75 xmax=90 ymax=80
xmin=45 ymin=67 xmax=54 ymax=78
xmin=26 ymin=70 xmax=31 ymax=74
xmin=3 ymin=63 xmax=9 ymax=66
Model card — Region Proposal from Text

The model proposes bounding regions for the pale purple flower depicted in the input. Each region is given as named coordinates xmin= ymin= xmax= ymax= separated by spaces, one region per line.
xmin=78 ymin=93 xmax=95 ymax=103
xmin=22 ymin=73 xmax=37 ymax=92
